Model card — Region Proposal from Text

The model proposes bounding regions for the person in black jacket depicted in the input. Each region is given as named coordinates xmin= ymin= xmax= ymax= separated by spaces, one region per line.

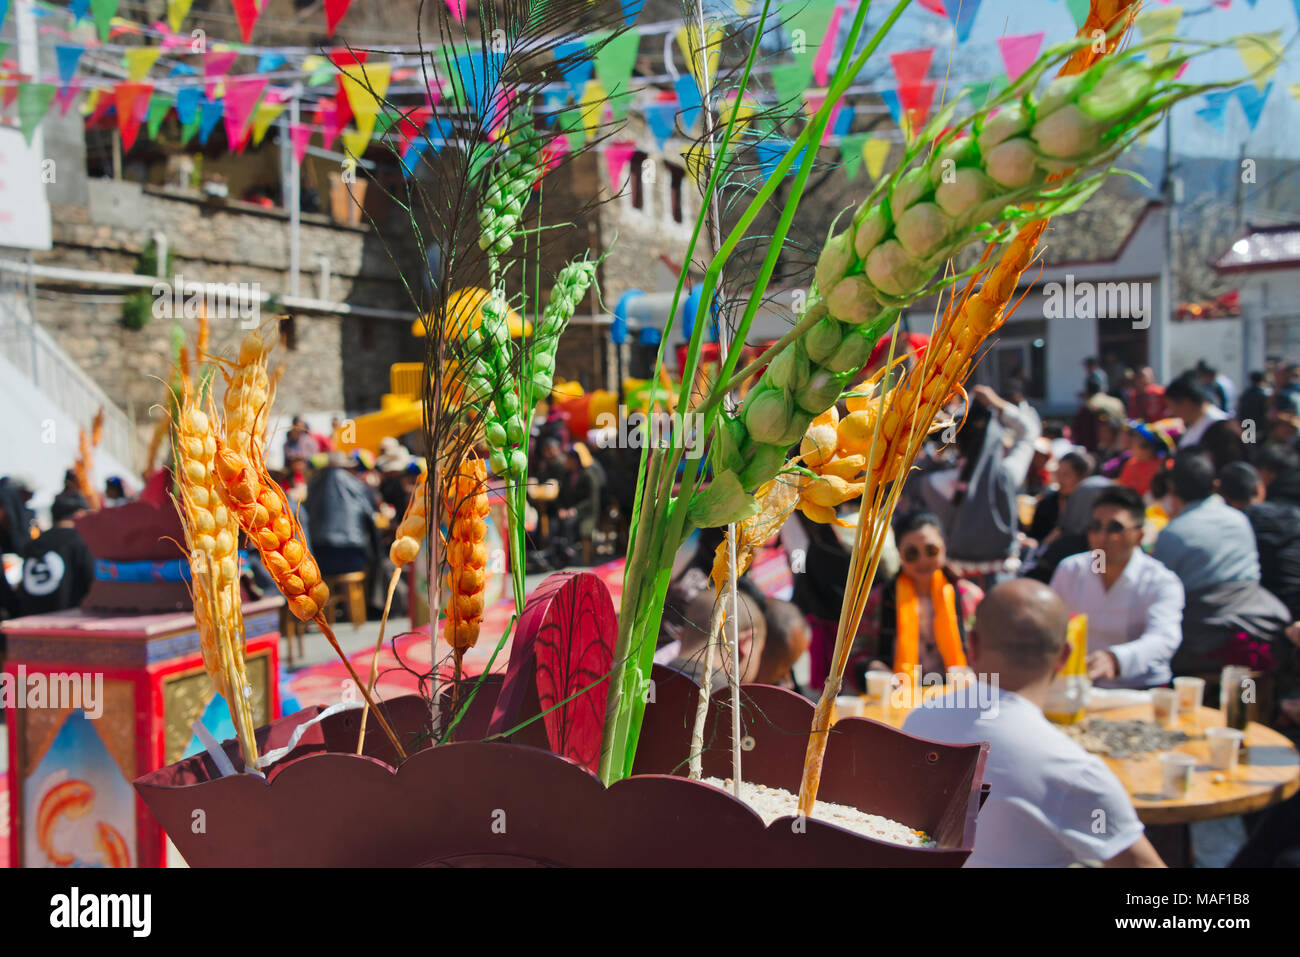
xmin=1220 ymin=461 xmax=1300 ymax=621
xmin=14 ymin=494 xmax=95 ymax=617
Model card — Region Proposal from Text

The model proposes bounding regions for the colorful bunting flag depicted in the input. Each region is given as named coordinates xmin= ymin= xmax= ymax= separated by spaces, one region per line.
xmin=674 ymin=72 xmax=702 ymax=131
xmin=251 ymin=92 xmax=288 ymax=145
xmin=1194 ymin=90 xmax=1232 ymax=132
xmin=314 ymin=97 xmax=342 ymax=150
xmin=754 ymin=137 xmax=804 ymax=179
xmin=230 ymin=0 xmax=260 ymax=42
xmin=675 ymin=23 xmax=723 ymax=93
xmin=1234 ymin=31 xmax=1282 ymax=91
xmin=179 ymin=110 xmax=201 ymax=146
xmin=125 ymin=46 xmax=161 ymax=82
xmin=55 ymin=80 xmax=82 ymax=116
xmin=1135 ymin=6 xmax=1181 ymax=62
xmin=341 ymin=127 xmax=370 ymax=161
xmin=890 ymin=48 xmax=933 ymax=88
xmin=783 ymin=0 xmax=837 ymax=71
xmin=605 ymin=140 xmax=637 ymax=188
xmin=176 ymin=86 xmax=201 ymax=124
xmin=205 ymin=50 xmax=238 ymax=98
xmin=167 ymin=0 xmax=192 ymax=33
xmin=445 ymin=0 xmax=466 ymax=23
xmin=1234 ymin=81 xmax=1271 ymax=130
xmin=1064 ymin=0 xmax=1090 ymax=30
xmin=55 ymin=45 xmax=85 ymax=91
xmin=839 ymin=132 xmax=867 ymax=178
xmin=146 ymin=93 xmax=172 ymax=139
xmin=18 ymin=83 xmax=57 ymax=145
xmin=114 ymin=81 xmax=152 ymax=150
xmin=644 ymin=99 xmax=676 ymax=148
xmin=290 ymin=122 xmax=312 ymax=164
xmin=811 ymin=3 xmax=846 ymax=88
xmin=554 ymin=40 xmax=594 ymax=100
xmin=945 ymin=0 xmax=981 ymax=43
xmin=579 ymin=78 xmax=607 ymax=139
xmin=257 ymin=53 xmax=286 ymax=74
xmin=917 ymin=0 xmax=946 ymax=14
xmin=324 ymin=0 xmax=353 ymax=36
xmin=223 ymin=75 xmax=266 ymax=150
xmin=70 ymin=0 xmax=89 ymax=22
xmin=770 ymin=61 xmax=812 ymax=110
xmin=997 ymin=32 xmax=1044 ymax=83
xmin=340 ymin=60 xmax=392 ymax=142
xmin=446 ymin=50 xmax=504 ymax=119
xmin=198 ymin=95 xmax=224 ymax=145
xmin=621 ymin=0 xmax=644 ymax=26
xmin=862 ymin=135 xmax=891 ymax=180
xmin=595 ymin=28 xmax=639 ymax=119
xmin=90 ymin=0 xmax=118 ymax=42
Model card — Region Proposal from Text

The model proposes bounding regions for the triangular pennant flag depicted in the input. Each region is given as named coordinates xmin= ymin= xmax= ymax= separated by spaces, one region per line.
xmin=754 ymin=137 xmax=805 ymax=180
xmin=257 ymin=53 xmax=286 ymax=74
xmin=594 ymin=28 xmax=639 ymax=105
xmin=204 ymin=50 xmax=238 ymax=98
xmin=167 ymin=0 xmax=192 ymax=32
xmin=314 ymin=97 xmax=342 ymax=150
xmin=604 ymin=140 xmax=637 ymax=188
xmin=222 ymin=75 xmax=266 ymax=148
xmin=674 ymin=73 xmax=702 ymax=131
xmin=1135 ymin=6 xmax=1182 ymax=62
xmin=55 ymin=44 xmax=85 ymax=90
xmin=198 ymin=95 xmax=224 ymax=145
xmin=176 ymin=86 xmax=201 ymax=124
xmin=330 ymin=48 xmax=367 ymax=130
xmin=146 ymin=92 xmax=172 ymax=139
xmin=445 ymin=0 xmax=466 ymax=23
xmin=70 ymin=0 xmax=90 ymax=21
xmin=621 ymin=0 xmax=644 ymax=25
xmin=340 ymin=61 xmax=391 ymax=142
xmin=290 ymin=122 xmax=312 ymax=164
xmin=446 ymin=50 xmax=504 ymax=118
xmin=675 ymin=23 xmax=723 ymax=93
xmin=114 ymin=81 xmax=152 ymax=150
xmin=554 ymin=40 xmax=594 ymax=100
xmin=945 ymin=0 xmax=981 ymax=43
xmin=125 ymin=46 xmax=161 ymax=82
xmin=1290 ymin=82 xmax=1300 ymax=105
xmin=1194 ymin=90 xmax=1232 ymax=131
xmin=179 ymin=114 xmax=201 ymax=146
xmin=890 ymin=48 xmax=933 ymax=88
xmin=644 ymin=99 xmax=676 ymax=148
xmin=231 ymin=0 xmax=261 ymax=43
xmin=862 ymin=136 xmax=891 ymax=180
xmin=917 ymin=0 xmax=946 ymax=13
xmin=784 ymin=0 xmax=837 ymax=70
xmin=18 ymin=83 xmax=57 ymax=144
xmin=341 ymin=126 xmax=370 ymax=160
xmin=1234 ymin=31 xmax=1282 ymax=91
xmin=1065 ymin=0 xmax=1090 ymax=30
xmin=399 ymin=136 xmax=424 ymax=177
xmin=324 ymin=0 xmax=353 ymax=36
xmin=832 ymin=102 xmax=854 ymax=137
xmin=393 ymin=104 xmax=432 ymax=149
xmin=55 ymin=80 xmax=82 ymax=116
xmin=965 ymin=75 xmax=1006 ymax=110
xmin=770 ymin=61 xmax=812 ymax=110
xmin=251 ymin=92 xmax=287 ymax=145
xmin=90 ymin=0 xmax=118 ymax=42
xmin=1235 ymin=81 xmax=1271 ymax=130
xmin=840 ymin=132 xmax=868 ymax=179
xmin=301 ymin=54 xmax=332 ymax=86
xmin=579 ymin=78 xmax=607 ymax=138
xmin=811 ymin=3 xmax=847 ymax=88
xmin=997 ymin=32 xmax=1044 ymax=83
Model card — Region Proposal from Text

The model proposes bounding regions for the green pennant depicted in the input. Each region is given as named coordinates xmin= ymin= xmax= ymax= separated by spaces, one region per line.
xmin=17 ymin=83 xmax=57 ymax=145
xmin=784 ymin=0 xmax=837 ymax=69
xmin=90 ymin=0 xmax=119 ymax=43
xmin=1065 ymin=0 xmax=1090 ymax=31
xmin=373 ymin=109 xmax=397 ymax=138
xmin=839 ymin=131 xmax=868 ymax=180
xmin=308 ymin=64 xmax=334 ymax=87
xmin=0 ymin=42 xmax=10 ymax=62
xmin=556 ymin=103 xmax=587 ymax=146
xmin=770 ymin=61 xmax=812 ymax=112
xmin=179 ymin=111 xmax=202 ymax=145
xmin=606 ymin=86 xmax=634 ymax=122
xmin=146 ymin=94 xmax=172 ymax=140
xmin=594 ymin=28 xmax=640 ymax=102
xmin=965 ymin=75 xmax=1006 ymax=110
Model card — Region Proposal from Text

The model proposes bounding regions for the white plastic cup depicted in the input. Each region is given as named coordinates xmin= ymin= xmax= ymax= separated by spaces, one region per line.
xmin=866 ymin=670 xmax=893 ymax=708
xmin=834 ymin=695 xmax=865 ymax=720
xmin=1151 ymin=687 xmax=1179 ymax=727
xmin=1159 ymin=752 xmax=1196 ymax=798
xmin=1173 ymin=676 xmax=1206 ymax=713
xmin=1206 ymin=727 xmax=1245 ymax=772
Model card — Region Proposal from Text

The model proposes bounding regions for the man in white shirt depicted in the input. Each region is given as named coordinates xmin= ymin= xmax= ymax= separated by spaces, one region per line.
xmin=1050 ymin=486 xmax=1185 ymax=688
xmin=1166 ymin=376 xmax=1228 ymax=449
xmin=904 ymin=579 xmax=1163 ymax=867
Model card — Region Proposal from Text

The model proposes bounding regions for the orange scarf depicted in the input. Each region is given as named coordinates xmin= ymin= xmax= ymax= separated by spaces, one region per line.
xmin=894 ymin=571 xmax=967 ymax=675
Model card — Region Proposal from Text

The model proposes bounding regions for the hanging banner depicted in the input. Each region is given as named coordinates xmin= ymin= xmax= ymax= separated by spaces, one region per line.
xmin=176 ymin=86 xmax=201 ymax=124
xmin=783 ymin=0 xmax=837 ymax=72
xmin=554 ymin=39 xmax=594 ymax=100
xmin=231 ymin=0 xmax=261 ymax=44
xmin=1234 ymin=31 xmax=1282 ymax=90
xmin=167 ymin=0 xmax=192 ymax=33
xmin=204 ymin=50 xmax=238 ymax=98
xmin=997 ymin=32 xmax=1044 ymax=83
xmin=769 ymin=61 xmax=811 ymax=111
xmin=945 ymin=0 xmax=980 ymax=43
xmin=1135 ymin=6 xmax=1181 ymax=62
xmin=595 ymin=28 xmax=639 ymax=120
xmin=55 ymin=44 xmax=85 ymax=91
xmin=114 ymin=81 xmax=152 ymax=151
xmin=579 ymin=78 xmax=607 ymax=139
xmin=90 ymin=0 xmax=118 ymax=42
xmin=839 ymin=131 xmax=867 ymax=179
xmin=18 ymin=83 xmax=57 ymax=145
xmin=250 ymin=92 xmax=288 ymax=145
xmin=1235 ymin=81 xmax=1271 ymax=130
xmin=145 ymin=92 xmax=172 ymax=139
xmin=674 ymin=72 xmax=702 ymax=131
xmin=223 ymin=75 xmax=267 ymax=151
xmin=324 ymin=0 xmax=353 ymax=36
xmin=644 ymin=98 xmax=676 ymax=148
xmin=675 ymin=22 xmax=722 ymax=94
xmin=604 ymin=140 xmax=637 ymax=188
xmin=889 ymin=48 xmax=933 ymax=88
xmin=125 ymin=47 xmax=161 ymax=82
xmin=198 ymin=95 xmax=224 ymax=145
xmin=811 ymin=3 xmax=846 ymax=88
xmin=290 ymin=122 xmax=312 ymax=164
xmin=340 ymin=60 xmax=392 ymax=141
xmin=1194 ymin=90 xmax=1232 ymax=131
xmin=862 ymin=135 xmax=891 ymax=180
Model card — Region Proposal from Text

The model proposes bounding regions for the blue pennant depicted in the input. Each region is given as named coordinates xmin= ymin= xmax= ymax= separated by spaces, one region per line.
xmin=198 ymin=96 xmax=224 ymax=145
xmin=256 ymin=53 xmax=287 ymax=74
xmin=175 ymin=87 xmax=202 ymax=125
xmin=645 ymin=100 xmax=676 ymax=148
xmin=1194 ymin=90 xmax=1232 ymax=132
xmin=832 ymin=103 xmax=855 ymax=137
xmin=554 ymin=40 xmax=594 ymax=101
xmin=878 ymin=88 xmax=904 ymax=127
xmin=675 ymin=74 xmax=702 ymax=131
xmin=55 ymin=44 xmax=85 ymax=89
xmin=69 ymin=0 xmax=89 ymax=21
xmin=449 ymin=50 xmax=506 ymax=118
xmin=621 ymin=0 xmax=644 ymax=26
xmin=946 ymin=0 xmax=981 ymax=43
xmin=1234 ymin=82 xmax=1271 ymax=131
xmin=754 ymin=137 xmax=804 ymax=180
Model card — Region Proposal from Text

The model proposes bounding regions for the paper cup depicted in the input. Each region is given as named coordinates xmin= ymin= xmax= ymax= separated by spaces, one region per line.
xmin=1151 ymin=687 xmax=1178 ymax=726
xmin=834 ymin=695 xmax=866 ymax=721
xmin=1173 ymin=676 xmax=1205 ymax=712
xmin=1206 ymin=727 xmax=1244 ymax=772
xmin=1159 ymin=752 xmax=1196 ymax=798
xmin=866 ymin=671 xmax=893 ymax=707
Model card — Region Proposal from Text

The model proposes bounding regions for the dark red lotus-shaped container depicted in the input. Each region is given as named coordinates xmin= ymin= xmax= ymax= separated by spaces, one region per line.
xmin=134 ymin=665 xmax=989 ymax=867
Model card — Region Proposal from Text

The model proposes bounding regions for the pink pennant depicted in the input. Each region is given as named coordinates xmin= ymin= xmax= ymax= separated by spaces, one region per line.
xmin=56 ymin=79 xmax=82 ymax=115
xmin=425 ymin=81 xmax=442 ymax=111
xmin=540 ymin=135 xmax=569 ymax=181
xmin=204 ymin=50 xmax=239 ymax=98
xmin=997 ymin=32 xmax=1044 ymax=83
xmin=151 ymin=22 xmax=192 ymax=52
xmin=223 ymin=75 xmax=267 ymax=148
xmin=1213 ymin=0 xmax=1230 ymax=6
xmin=605 ymin=141 xmax=637 ymax=188
xmin=812 ymin=3 xmax=847 ymax=88
xmin=890 ymin=48 xmax=933 ymax=88
xmin=314 ymin=97 xmax=342 ymax=150
xmin=445 ymin=0 xmax=466 ymax=23
xmin=290 ymin=122 xmax=313 ymax=165
xmin=917 ymin=0 xmax=947 ymax=13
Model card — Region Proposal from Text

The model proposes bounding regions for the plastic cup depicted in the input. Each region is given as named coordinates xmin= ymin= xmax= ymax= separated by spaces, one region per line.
xmin=1159 ymin=752 xmax=1196 ymax=798
xmin=834 ymin=696 xmax=865 ymax=721
xmin=866 ymin=671 xmax=893 ymax=708
xmin=1151 ymin=687 xmax=1179 ymax=727
xmin=1173 ymin=676 xmax=1205 ymax=713
xmin=1206 ymin=727 xmax=1245 ymax=772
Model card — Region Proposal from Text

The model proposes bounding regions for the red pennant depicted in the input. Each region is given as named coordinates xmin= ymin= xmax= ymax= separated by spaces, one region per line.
xmin=223 ymin=75 xmax=266 ymax=149
xmin=394 ymin=104 xmax=432 ymax=149
xmin=897 ymin=81 xmax=937 ymax=129
xmin=890 ymin=48 xmax=933 ymax=88
xmin=232 ymin=0 xmax=261 ymax=44
xmin=324 ymin=0 xmax=353 ymax=35
xmin=115 ymin=82 xmax=153 ymax=151
xmin=329 ymin=48 xmax=367 ymax=132
xmin=917 ymin=0 xmax=947 ymax=13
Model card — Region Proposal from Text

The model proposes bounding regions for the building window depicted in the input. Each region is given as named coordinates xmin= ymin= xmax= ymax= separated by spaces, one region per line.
xmin=630 ymin=152 xmax=648 ymax=209
xmin=280 ymin=315 xmax=297 ymax=352
xmin=668 ymin=164 xmax=685 ymax=224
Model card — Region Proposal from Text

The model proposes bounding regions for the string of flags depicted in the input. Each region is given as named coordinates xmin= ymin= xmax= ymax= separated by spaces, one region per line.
xmin=0 ymin=0 xmax=1292 ymax=182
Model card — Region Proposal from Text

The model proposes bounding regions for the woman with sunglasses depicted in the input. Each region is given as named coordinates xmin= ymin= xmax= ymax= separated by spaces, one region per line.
xmin=848 ymin=511 xmax=983 ymax=689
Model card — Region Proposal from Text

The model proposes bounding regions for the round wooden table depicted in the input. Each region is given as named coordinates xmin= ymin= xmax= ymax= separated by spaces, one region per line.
xmin=850 ymin=695 xmax=1300 ymax=825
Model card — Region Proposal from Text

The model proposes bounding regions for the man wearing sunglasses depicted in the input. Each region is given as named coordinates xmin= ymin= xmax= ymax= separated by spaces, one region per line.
xmin=1049 ymin=486 xmax=1185 ymax=688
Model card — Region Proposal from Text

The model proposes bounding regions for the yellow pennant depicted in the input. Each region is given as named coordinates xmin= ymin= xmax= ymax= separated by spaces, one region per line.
xmin=167 ymin=0 xmax=194 ymax=34
xmin=733 ymin=0 xmax=754 ymax=17
xmin=341 ymin=127 xmax=371 ymax=161
xmin=301 ymin=54 xmax=327 ymax=73
xmin=862 ymin=136 xmax=891 ymax=181
xmin=340 ymin=61 xmax=392 ymax=143
xmin=251 ymin=98 xmax=288 ymax=146
xmin=81 ymin=88 xmax=101 ymax=117
xmin=1289 ymin=83 xmax=1300 ymax=105
xmin=680 ymin=142 xmax=711 ymax=187
xmin=719 ymin=93 xmax=758 ymax=136
xmin=580 ymin=78 xmax=607 ymax=139
xmin=1235 ymin=31 xmax=1282 ymax=91
xmin=676 ymin=23 xmax=723 ymax=94
xmin=125 ymin=47 xmax=162 ymax=82
xmin=1135 ymin=6 xmax=1182 ymax=63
